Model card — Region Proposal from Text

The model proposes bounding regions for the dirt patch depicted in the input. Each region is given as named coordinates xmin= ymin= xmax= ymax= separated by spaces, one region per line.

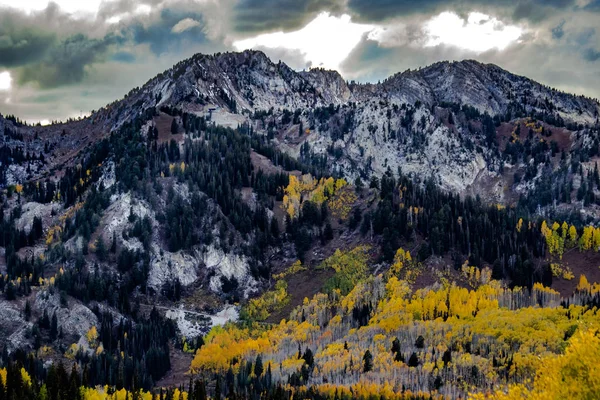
xmin=266 ymin=267 xmax=335 ymax=324
xmin=154 ymin=344 xmax=194 ymax=389
xmin=550 ymin=249 xmax=600 ymax=295
xmin=496 ymin=122 xmax=515 ymax=151
xmin=154 ymin=112 xmax=185 ymax=144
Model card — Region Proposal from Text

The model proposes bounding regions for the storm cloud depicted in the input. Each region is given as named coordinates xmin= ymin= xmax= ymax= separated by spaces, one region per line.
xmin=232 ymin=0 xmax=342 ymax=33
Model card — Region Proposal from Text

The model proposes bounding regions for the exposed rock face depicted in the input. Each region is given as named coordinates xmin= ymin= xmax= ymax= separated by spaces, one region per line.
xmin=142 ymin=51 xmax=598 ymax=125
xmin=148 ymin=247 xmax=201 ymax=289
xmin=3 ymin=50 xmax=598 ymax=197
xmin=0 ymin=300 xmax=31 ymax=352
xmin=34 ymin=290 xmax=99 ymax=340
xmin=84 ymin=50 xmax=595 ymax=198
xmin=203 ymin=246 xmax=257 ymax=297
xmin=15 ymin=202 xmax=59 ymax=233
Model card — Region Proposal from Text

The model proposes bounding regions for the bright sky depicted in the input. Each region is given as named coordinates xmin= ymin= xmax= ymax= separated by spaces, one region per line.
xmin=234 ymin=11 xmax=524 ymax=72
xmin=233 ymin=13 xmax=374 ymax=72
xmin=0 ymin=71 xmax=12 ymax=91
xmin=0 ymin=0 xmax=104 ymax=14
xmin=424 ymin=11 xmax=523 ymax=52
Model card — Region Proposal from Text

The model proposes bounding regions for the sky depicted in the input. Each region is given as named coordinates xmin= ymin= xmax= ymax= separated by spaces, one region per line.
xmin=0 ymin=0 xmax=599 ymax=123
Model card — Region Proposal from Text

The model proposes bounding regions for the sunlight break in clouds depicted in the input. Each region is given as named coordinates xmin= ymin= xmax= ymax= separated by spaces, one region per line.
xmin=0 ymin=71 xmax=12 ymax=91
xmin=233 ymin=12 xmax=374 ymax=72
xmin=424 ymin=12 xmax=523 ymax=53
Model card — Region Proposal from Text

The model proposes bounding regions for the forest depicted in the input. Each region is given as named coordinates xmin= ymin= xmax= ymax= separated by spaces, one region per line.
xmin=1 ymin=102 xmax=600 ymax=399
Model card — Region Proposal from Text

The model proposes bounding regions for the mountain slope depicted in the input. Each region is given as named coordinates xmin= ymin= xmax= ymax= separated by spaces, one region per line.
xmin=2 ymin=50 xmax=600 ymax=396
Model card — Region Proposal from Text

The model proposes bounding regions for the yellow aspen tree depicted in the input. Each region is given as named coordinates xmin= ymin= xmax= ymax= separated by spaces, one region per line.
xmin=561 ymin=221 xmax=568 ymax=239
xmin=577 ymin=274 xmax=591 ymax=292
xmin=579 ymin=226 xmax=593 ymax=251
xmin=516 ymin=218 xmax=523 ymax=233
xmin=568 ymin=225 xmax=578 ymax=247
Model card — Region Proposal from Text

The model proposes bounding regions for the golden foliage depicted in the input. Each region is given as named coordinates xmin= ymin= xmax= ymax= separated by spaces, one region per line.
xmin=282 ymin=175 xmax=350 ymax=219
xmin=240 ymin=280 xmax=290 ymax=322
xmin=272 ymin=260 xmax=306 ymax=280
xmin=87 ymin=326 xmax=99 ymax=348
xmin=471 ymin=327 xmax=600 ymax=399
xmin=549 ymin=263 xmax=574 ymax=280
xmin=327 ymin=186 xmax=357 ymax=221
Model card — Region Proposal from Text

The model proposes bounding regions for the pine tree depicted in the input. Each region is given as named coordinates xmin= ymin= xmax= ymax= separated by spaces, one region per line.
xmin=362 ymin=350 xmax=373 ymax=372
xmin=50 ymin=313 xmax=58 ymax=341
xmin=96 ymin=238 xmax=107 ymax=262
xmin=408 ymin=352 xmax=419 ymax=367
xmin=111 ymin=231 xmax=117 ymax=253
xmin=24 ymin=300 xmax=31 ymax=321
xmin=5 ymin=281 xmax=15 ymax=301
xmin=214 ymin=376 xmax=222 ymax=400
xmin=254 ymin=355 xmax=264 ymax=377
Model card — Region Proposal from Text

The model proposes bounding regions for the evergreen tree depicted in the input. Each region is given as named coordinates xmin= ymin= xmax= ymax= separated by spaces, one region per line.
xmin=50 ymin=313 xmax=58 ymax=341
xmin=97 ymin=238 xmax=107 ymax=262
xmin=254 ymin=355 xmax=264 ymax=377
xmin=362 ymin=350 xmax=373 ymax=372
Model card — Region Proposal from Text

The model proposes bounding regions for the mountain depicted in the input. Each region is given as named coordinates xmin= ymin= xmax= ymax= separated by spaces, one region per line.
xmin=3 ymin=50 xmax=599 ymax=197
xmin=1 ymin=50 xmax=600 ymax=398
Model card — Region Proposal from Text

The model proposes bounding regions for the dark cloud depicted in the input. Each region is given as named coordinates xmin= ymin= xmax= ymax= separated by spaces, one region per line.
xmin=233 ymin=0 xmax=342 ymax=33
xmin=18 ymin=33 xmax=124 ymax=88
xmin=583 ymin=48 xmax=600 ymax=62
xmin=125 ymin=8 xmax=207 ymax=55
xmin=0 ymin=16 xmax=56 ymax=67
xmin=346 ymin=0 xmax=581 ymax=23
xmin=551 ymin=20 xmax=565 ymax=39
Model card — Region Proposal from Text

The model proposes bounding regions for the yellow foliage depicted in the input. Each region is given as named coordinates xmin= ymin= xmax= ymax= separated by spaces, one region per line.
xmin=272 ymin=260 xmax=306 ymax=280
xmin=20 ymin=368 xmax=31 ymax=387
xmin=65 ymin=343 xmax=80 ymax=360
xmin=541 ymin=220 xmax=565 ymax=258
xmin=240 ymin=279 xmax=290 ymax=322
xmin=471 ymin=327 xmax=600 ymax=399
xmin=282 ymin=174 xmax=351 ymax=219
xmin=516 ymin=218 xmax=523 ymax=233
xmin=579 ymin=226 xmax=594 ymax=251
xmin=190 ymin=324 xmax=272 ymax=373
xmin=461 ymin=262 xmax=492 ymax=288
xmin=87 ymin=326 xmax=99 ymax=347
xmin=550 ymin=263 xmax=574 ymax=280
xmin=568 ymin=225 xmax=578 ymax=247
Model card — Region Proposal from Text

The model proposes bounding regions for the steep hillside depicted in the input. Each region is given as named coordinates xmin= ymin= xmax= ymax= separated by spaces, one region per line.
xmin=1 ymin=50 xmax=600 ymax=398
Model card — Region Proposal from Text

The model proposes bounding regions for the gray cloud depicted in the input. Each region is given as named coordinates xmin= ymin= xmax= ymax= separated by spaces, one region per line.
xmin=551 ymin=20 xmax=565 ymax=39
xmin=0 ymin=11 xmax=57 ymax=67
xmin=584 ymin=48 xmax=600 ymax=62
xmin=346 ymin=0 xmax=584 ymax=23
xmin=123 ymin=8 xmax=208 ymax=55
xmin=18 ymin=33 xmax=124 ymax=88
xmin=233 ymin=0 xmax=342 ymax=33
